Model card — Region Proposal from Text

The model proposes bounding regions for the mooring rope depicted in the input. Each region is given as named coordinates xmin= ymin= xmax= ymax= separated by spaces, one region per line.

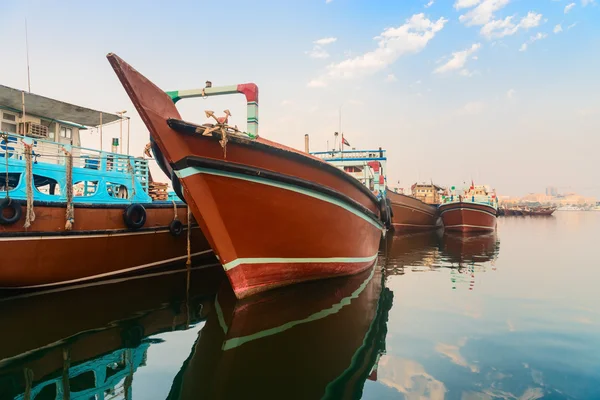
xmin=186 ymin=205 xmax=192 ymax=267
xmin=64 ymin=148 xmax=75 ymax=230
xmin=172 ymin=200 xmax=179 ymax=221
xmin=23 ymin=368 xmax=34 ymax=400
xmin=23 ymin=143 xmax=35 ymax=228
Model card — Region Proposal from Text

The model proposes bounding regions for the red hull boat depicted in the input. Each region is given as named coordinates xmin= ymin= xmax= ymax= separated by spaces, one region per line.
xmin=386 ymin=190 xmax=439 ymax=231
xmin=439 ymin=202 xmax=497 ymax=232
xmin=107 ymin=54 xmax=385 ymax=299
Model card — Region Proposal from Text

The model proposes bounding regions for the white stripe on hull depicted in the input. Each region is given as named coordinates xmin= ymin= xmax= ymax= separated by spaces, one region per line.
xmin=222 ymin=253 xmax=379 ymax=271
xmin=0 ymin=226 xmax=201 ymax=242
xmin=445 ymin=224 xmax=496 ymax=231
xmin=176 ymin=166 xmax=384 ymax=231
xmin=0 ymin=249 xmax=214 ymax=289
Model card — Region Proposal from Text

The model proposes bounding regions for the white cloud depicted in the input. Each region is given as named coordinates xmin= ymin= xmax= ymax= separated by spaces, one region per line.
xmin=386 ymin=74 xmax=398 ymax=82
xmin=480 ymin=11 xmax=543 ymax=39
xmin=425 ymin=0 xmax=434 ymax=8
xmin=454 ymin=0 xmax=481 ymax=10
xmin=519 ymin=32 xmax=548 ymax=51
xmin=306 ymin=46 xmax=330 ymax=59
xmin=457 ymin=101 xmax=485 ymax=115
xmin=582 ymin=0 xmax=595 ymax=6
xmin=564 ymin=2 xmax=576 ymax=13
xmin=314 ymin=37 xmax=337 ymax=45
xmin=507 ymin=88 xmax=516 ymax=99
xmin=434 ymin=43 xmax=481 ymax=74
xmin=308 ymin=13 xmax=447 ymax=86
xmin=459 ymin=0 xmax=510 ymax=26
xmin=326 ymin=0 xmax=333 ymax=3
xmin=307 ymin=79 xmax=327 ymax=88
xmin=554 ymin=24 xmax=563 ymax=33
xmin=567 ymin=22 xmax=578 ymax=30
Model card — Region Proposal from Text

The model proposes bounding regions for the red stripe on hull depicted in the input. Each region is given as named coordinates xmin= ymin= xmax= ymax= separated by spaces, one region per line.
xmin=181 ymin=172 xmax=382 ymax=299
xmin=387 ymin=191 xmax=438 ymax=232
xmin=227 ymin=260 xmax=376 ymax=299
xmin=440 ymin=202 xmax=497 ymax=233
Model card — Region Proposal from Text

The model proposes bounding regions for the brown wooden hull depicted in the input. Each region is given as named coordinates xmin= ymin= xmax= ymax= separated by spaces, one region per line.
xmin=0 ymin=203 xmax=211 ymax=288
xmin=387 ymin=190 xmax=438 ymax=231
xmin=166 ymin=266 xmax=391 ymax=399
xmin=439 ymin=202 xmax=497 ymax=232
xmin=107 ymin=53 xmax=384 ymax=299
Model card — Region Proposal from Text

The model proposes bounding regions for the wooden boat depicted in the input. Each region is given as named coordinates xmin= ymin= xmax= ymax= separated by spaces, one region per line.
xmin=528 ymin=206 xmax=556 ymax=216
xmin=107 ymin=53 xmax=385 ymax=299
xmin=387 ymin=189 xmax=439 ymax=231
xmin=0 ymin=86 xmax=211 ymax=289
xmin=0 ymin=264 xmax=224 ymax=398
xmin=165 ymin=265 xmax=392 ymax=399
xmin=439 ymin=184 xmax=498 ymax=232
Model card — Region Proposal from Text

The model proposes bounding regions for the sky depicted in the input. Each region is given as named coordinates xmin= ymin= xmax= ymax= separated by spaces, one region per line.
xmin=2 ymin=0 xmax=599 ymax=198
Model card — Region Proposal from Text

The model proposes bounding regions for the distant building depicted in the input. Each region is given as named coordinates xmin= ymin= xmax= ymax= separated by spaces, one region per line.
xmin=546 ymin=186 xmax=558 ymax=197
xmin=411 ymin=182 xmax=444 ymax=205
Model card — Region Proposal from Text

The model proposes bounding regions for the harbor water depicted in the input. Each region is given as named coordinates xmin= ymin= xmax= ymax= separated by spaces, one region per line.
xmin=0 ymin=212 xmax=599 ymax=399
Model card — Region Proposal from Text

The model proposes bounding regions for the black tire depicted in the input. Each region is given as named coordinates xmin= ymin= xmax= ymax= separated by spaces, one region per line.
xmin=0 ymin=198 xmax=22 ymax=225
xmin=123 ymin=204 xmax=147 ymax=230
xmin=169 ymin=219 xmax=184 ymax=237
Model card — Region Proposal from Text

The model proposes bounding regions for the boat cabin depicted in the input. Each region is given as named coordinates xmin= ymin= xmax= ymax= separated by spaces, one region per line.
xmin=311 ymin=149 xmax=387 ymax=197
xmin=0 ymin=85 xmax=152 ymax=204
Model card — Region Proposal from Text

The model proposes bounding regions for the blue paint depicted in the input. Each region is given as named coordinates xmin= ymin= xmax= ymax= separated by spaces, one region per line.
xmin=1 ymin=132 xmax=154 ymax=204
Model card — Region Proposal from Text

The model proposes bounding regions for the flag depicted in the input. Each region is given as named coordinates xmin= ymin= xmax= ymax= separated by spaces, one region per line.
xmin=342 ymin=137 xmax=350 ymax=146
xmin=470 ymin=179 xmax=474 ymax=190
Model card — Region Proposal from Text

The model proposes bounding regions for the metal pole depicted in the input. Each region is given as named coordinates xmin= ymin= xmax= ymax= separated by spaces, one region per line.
xmin=304 ymin=134 xmax=309 ymax=153
xmin=99 ymin=113 xmax=103 ymax=151
xmin=126 ymin=117 xmax=131 ymax=155
xmin=119 ymin=115 xmax=123 ymax=154
xmin=25 ymin=19 xmax=31 ymax=93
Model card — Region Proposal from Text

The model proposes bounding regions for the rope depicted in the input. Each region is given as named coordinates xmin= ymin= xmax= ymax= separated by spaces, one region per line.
xmin=64 ymin=148 xmax=74 ymax=230
xmin=172 ymin=200 xmax=179 ymax=221
xmin=2 ymin=134 xmax=9 ymax=199
xmin=23 ymin=368 xmax=34 ymax=400
xmin=23 ymin=143 xmax=35 ymax=228
xmin=186 ymin=205 xmax=192 ymax=267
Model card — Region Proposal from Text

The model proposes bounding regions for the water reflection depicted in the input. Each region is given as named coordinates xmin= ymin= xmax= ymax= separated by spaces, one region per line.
xmin=0 ymin=265 xmax=224 ymax=399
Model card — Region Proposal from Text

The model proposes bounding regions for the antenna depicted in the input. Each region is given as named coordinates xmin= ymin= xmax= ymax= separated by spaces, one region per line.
xmin=25 ymin=18 xmax=31 ymax=92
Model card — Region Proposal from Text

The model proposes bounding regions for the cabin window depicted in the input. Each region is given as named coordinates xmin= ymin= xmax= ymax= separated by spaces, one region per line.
xmin=34 ymin=175 xmax=62 ymax=196
xmin=1 ymin=111 xmax=18 ymax=133
xmin=60 ymin=127 xmax=72 ymax=139
xmin=73 ymin=181 xmax=98 ymax=197
xmin=107 ymin=182 xmax=128 ymax=199
xmin=0 ymin=173 xmax=21 ymax=191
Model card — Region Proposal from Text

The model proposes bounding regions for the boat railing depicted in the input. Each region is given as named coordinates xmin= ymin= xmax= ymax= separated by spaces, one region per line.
xmin=311 ymin=149 xmax=387 ymax=161
xmin=443 ymin=194 xmax=497 ymax=206
xmin=0 ymin=131 xmax=149 ymax=193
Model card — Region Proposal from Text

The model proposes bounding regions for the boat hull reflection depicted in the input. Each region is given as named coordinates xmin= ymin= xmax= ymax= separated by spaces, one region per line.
xmin=167 ymin=265 xmax=392 ymax=399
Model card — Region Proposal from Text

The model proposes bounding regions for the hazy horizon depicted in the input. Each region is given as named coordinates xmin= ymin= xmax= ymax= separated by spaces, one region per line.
xmin=3 ymin=0 xmax=599 ymax=198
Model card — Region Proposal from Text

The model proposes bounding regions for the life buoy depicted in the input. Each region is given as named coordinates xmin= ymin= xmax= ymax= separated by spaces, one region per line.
xmin=123 ymin=204 xmax=146 ymax=230
xmin=0 ymin=198 xmax=22 ymax=225
xmin=169 ymin=219 xmax=184 ymax=237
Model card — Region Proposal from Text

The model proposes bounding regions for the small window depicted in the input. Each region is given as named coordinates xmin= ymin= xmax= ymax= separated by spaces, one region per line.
xmin=60 ymin=127 xmax=72 ymax=139
xmin=2 ymin=112 xmax=16 ymax=122
xmin=107 ymin=182 xmax=128 ymax=199
xmin=73 ymin=181 xmax=98 ymax=197
xmin=34 ymin=175 xmax=61 ymax=196
xmin=0 ymin=173 xmax=21 ymax=191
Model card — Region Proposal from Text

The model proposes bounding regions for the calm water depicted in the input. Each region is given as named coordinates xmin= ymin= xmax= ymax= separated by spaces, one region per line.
xmin=1 ymin=212 xmax=599 ymax=399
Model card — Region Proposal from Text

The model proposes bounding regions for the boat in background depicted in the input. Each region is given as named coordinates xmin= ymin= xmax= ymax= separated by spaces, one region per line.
xmin=0 ymin=85 xmax=211 ymax=290
xmin=107 ymin=53 xmax=385 ymax=299
xmin=386 ymin=189 xmax=439 ymax=231
xmin=439 ymin=182 xmax=498 ymax=233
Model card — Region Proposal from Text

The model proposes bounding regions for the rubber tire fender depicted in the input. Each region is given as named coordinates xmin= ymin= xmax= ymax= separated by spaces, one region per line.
xmin=123 ymin=204 xmax=147 ymax=230
xmin=169 ymin=219 xmax=184 ymax=237
xmin=0 ymin=198 xmax=22 ymax=225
